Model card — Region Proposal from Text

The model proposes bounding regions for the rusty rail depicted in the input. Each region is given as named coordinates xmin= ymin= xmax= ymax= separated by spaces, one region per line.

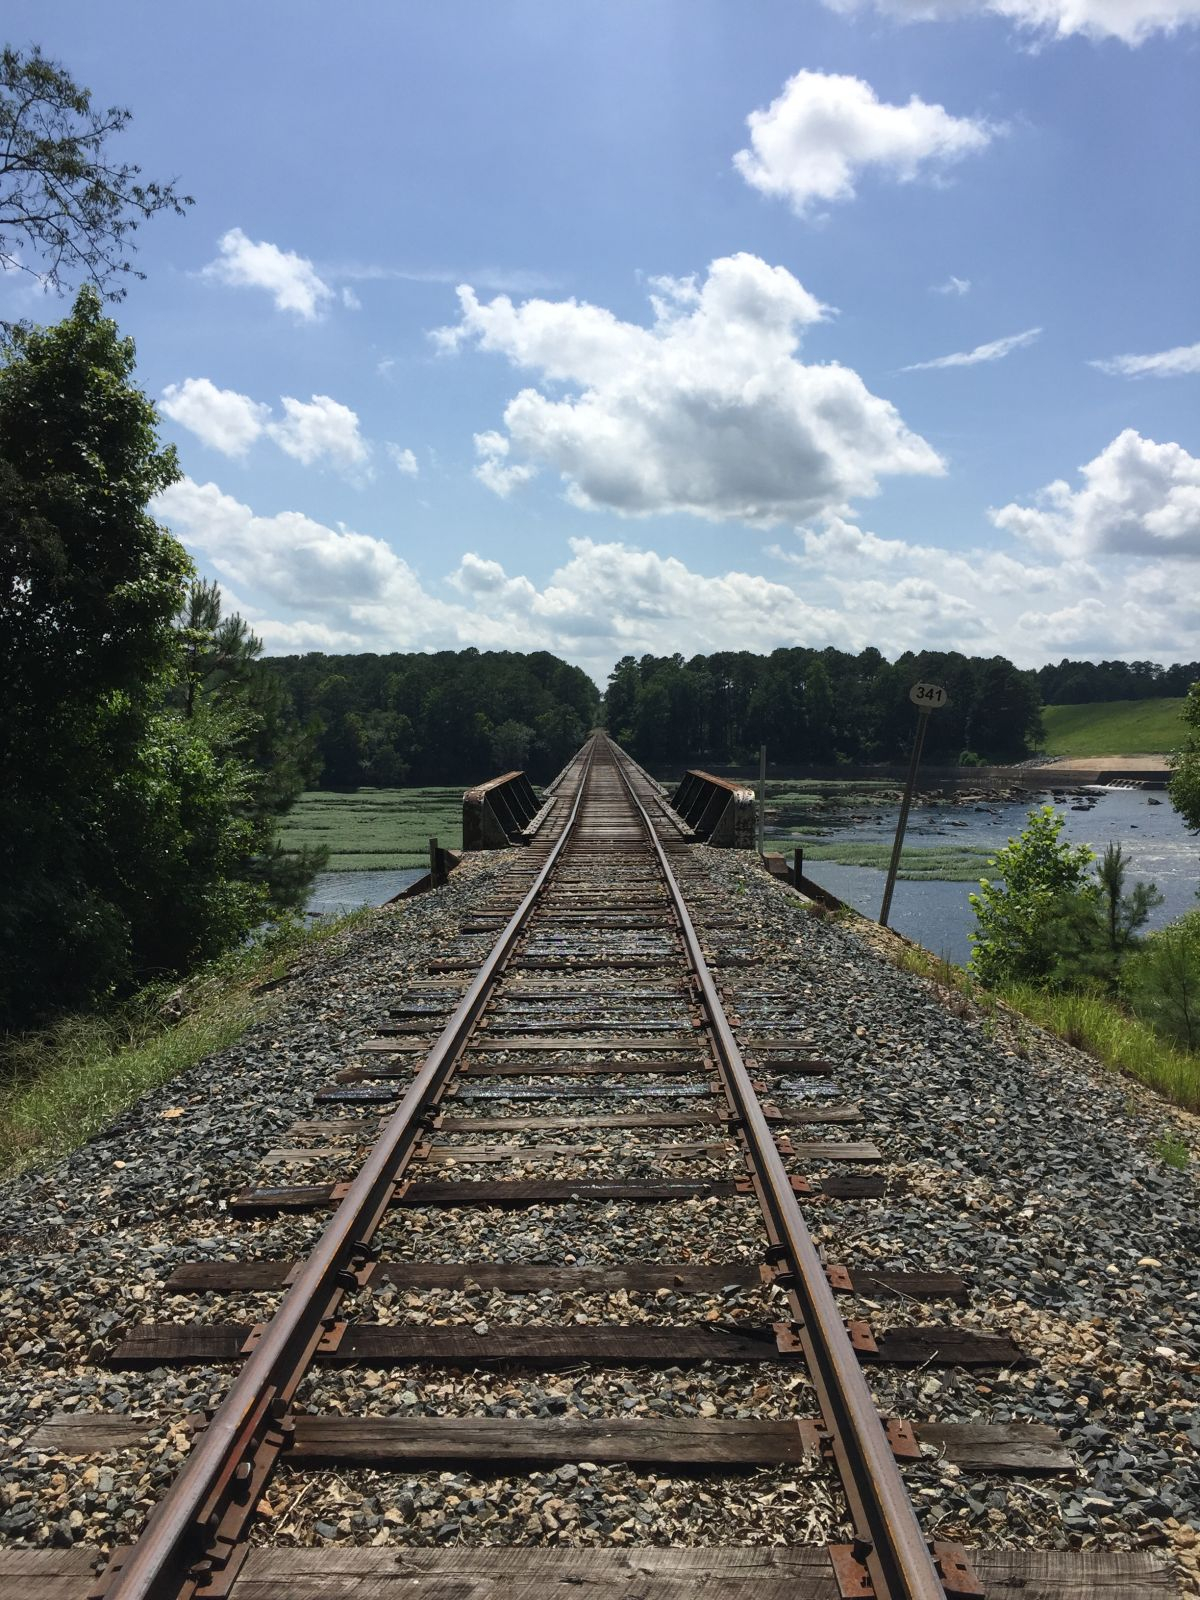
xmin=616 ymin=759 xmax=947 ymax=1600
xmin=95 ymin=749 xmax=600 ymax=1600
xmin=94 ymin=734 xmax=970 ymax=1600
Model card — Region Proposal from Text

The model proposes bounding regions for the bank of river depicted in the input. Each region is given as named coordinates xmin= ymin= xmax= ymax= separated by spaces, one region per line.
xmin=771 ymin=785 xmax=1198 ymax=963
xmin=305 ymin=866 xmax=424 ymax=917
xmin=299 ymin=779 xmax=1198 ymax=961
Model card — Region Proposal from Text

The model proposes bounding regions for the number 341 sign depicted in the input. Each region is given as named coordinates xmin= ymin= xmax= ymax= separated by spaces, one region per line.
xmin=909 ymin=681 xmax=949 ymax=709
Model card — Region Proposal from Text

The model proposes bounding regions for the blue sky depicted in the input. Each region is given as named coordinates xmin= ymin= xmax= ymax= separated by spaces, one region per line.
xmin=4 ymin=0 xmax=1198 ymax=682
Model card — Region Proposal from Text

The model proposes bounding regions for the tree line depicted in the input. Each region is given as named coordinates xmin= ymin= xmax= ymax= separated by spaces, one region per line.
xmin=260 ymin=651 xmax=601 ymax=788
xmin=1036 ymin=657 xmax=1200 ymax=705
xmin=603 ymin=648 xmax=1045 ymax=767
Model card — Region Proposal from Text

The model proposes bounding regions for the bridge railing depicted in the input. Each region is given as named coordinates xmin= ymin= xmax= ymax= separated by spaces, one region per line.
xmin=669 ymin=770 xmax=756 ymax=847
xmin=462 ymin=770 xmax=548 ymax=850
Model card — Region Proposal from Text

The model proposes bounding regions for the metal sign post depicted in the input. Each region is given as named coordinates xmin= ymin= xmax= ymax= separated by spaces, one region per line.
xmin=879 ymin=683 xmax=948 ymax=928
xmin=757 ymin=743 xmax=766 ymax=856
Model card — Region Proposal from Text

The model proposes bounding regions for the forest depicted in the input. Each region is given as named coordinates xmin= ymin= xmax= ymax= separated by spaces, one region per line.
xmin=602 ymin=647 xmax=1045 ymax=767
xmin=261 ymin=650 xmax=601 ymax=788
xmin=1036 ymin=658 xmax=1200 ymax=705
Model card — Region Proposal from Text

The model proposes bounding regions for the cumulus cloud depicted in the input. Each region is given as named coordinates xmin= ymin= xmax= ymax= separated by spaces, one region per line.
xmin=820 ymin=0 xmax=1200 ymax=44
xmin=903 ymin=326 xmax=1041 ymax=371
xmin=161 ymin=378 xmax=369 ymax=475
xmin=473 ymin=431 xmax=538 ymax=497
xmin=437 ymin=253 xmax=943 ymax=524
xmin=266 ymin=395 xmax=369 ymax=470
xmin=990 ymin=429 xmax=1200 ymax=559
xmin=202 ymin=228 xmax=334 ymax=321
xmin=387 ymin=444 xmax=420 ymax=475
xmin=1091 ymin=341 xmax=1200 ymax=378
xmin=160 ymin=378 xmax=270 ymax=457
xmin=155 ymin=475 xmax=1200 ymax=676
xmin=933 ymin=275 xmax=971 ymax=296
xmin=733 ymin=70 xmax=994 ymax=217
xmin=156 ymin=478 xmax=413 ymax=611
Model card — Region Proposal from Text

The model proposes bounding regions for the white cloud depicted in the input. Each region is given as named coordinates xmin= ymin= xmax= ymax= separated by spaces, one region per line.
xmin=341 ymin=287 xmax=362 ymax=311
xmin=473 ymin=430 xmax=538 ymax=497
xmin=388 ymin=444 xmax=419 ymax=475
xmin=733 ymin=70 xmax=995 ymax=217
xmin=437 ymin=253 xmax=943 ymax=524
xmin=202 ymin=228 xmax=333 ymax=321
xmin=933 ymin=275 xmax=971 ymax=296
xmin=160 ymin=378 xmax=269 ymax=457
xmin=821 ymin=0 xmax=1200 ymax=43
xmin=1091 ymin=341 xmax=1200 ymax=378
xmin=156 ymin=476 xmax=1200 ymax=677
xmin=990 ymin=429 xmax=1200 ymax=559
xmin=266 ymin=395 xmax=369 ymax=470
xmin=157 ymin=478 xmax=411 ymax=610
xmin=903 ymin=326 xmax=1041 ymax=371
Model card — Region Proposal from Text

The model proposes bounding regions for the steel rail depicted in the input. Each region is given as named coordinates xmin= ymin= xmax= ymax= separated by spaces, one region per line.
xmin=99 ymin=739 xmax=601 ymax=1600
xmin=611 ymin=739 xmax=947 ymax=1600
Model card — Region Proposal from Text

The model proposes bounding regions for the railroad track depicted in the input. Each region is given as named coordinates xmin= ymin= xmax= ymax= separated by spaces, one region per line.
xmin=9 ymin=737 xmax=1172 ymax=1598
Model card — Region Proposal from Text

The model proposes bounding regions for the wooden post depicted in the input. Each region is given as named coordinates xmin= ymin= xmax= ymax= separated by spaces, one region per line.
xmin=793 ymin=847 xmax=803 ymax=887
xmin=879 ymin=712 xmax=929 ymax=928
xmin=757 ymin=744 xmax=766 ymax=857
xmin=428 ymin=835 xmax=441 ymax=888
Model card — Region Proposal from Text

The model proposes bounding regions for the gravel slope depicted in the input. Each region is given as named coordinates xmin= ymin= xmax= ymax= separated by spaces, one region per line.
xmin=0 ymin=843 xmax=1195 ymax=1591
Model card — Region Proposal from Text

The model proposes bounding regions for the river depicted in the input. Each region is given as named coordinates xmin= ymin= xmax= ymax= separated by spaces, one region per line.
xmin=303 ymin=785 xmax=1198 ymax=967
xmin=774 ymin=786 xmax=1198 ymax=963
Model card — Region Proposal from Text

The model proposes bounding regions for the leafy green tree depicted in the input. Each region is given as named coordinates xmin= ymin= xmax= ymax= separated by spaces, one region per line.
xmin=171 ymin=579 xmax=325 ymax=915
xmin=1121 ymin=910 xmax=1200 ymax=1050
xmin=1169 ymin=680 xmax=1200 ymax=836
xmin=0 ymin=294 xmax=317 ymax=1027
xmin=0 ymin=44 xmax=191 ymax=299
xmin=0 ymin=288 xmax=190 ymax=1020
xmin=968 ymin=807 xmax=1098 ymax=987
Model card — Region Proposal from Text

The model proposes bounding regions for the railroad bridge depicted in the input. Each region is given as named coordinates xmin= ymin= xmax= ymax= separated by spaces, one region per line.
xmin=1 ymin=735 xmax=1175 ymax=1600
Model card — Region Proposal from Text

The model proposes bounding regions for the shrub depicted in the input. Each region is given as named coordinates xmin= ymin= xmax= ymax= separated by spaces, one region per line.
xmin=1121 ymin=909 xmax=1200 ymax=1051
xmin=968 ymin=807 xmax=1097 ymax=987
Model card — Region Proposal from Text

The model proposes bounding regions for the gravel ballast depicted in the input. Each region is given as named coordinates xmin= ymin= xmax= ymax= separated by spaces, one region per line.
xmin=0 ymin=838 xmax=1195 ymax=1590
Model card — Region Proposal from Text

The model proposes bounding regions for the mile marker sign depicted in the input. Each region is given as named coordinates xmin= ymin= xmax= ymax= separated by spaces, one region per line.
xmin=880 ymin=681 xmax=948 ymax=928
xmin=909 ymin=681 xmax=948 ymax=709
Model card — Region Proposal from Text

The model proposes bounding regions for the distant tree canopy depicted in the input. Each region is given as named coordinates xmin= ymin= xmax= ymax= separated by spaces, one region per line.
xmin=260 ymin=651 xmax=602 ymax=788
xmin=0 ymin=43 xmax=191 ymax=299
xmin=1036 ymin=657 xmax=1200 ymax=706
xmin=603 ymin=648 xmax=1044 ymax=768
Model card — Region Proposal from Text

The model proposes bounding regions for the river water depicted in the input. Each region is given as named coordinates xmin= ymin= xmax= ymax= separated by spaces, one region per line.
xmin=303 ymin=787 xmax=1198 ymax=967
xmin=774 ymin=787 xmax=1199 ymax=963
xmin=305 ymin=867 xmax=423 ymax=918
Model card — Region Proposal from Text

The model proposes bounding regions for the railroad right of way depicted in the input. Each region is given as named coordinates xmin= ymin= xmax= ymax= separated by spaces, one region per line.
xmin=0 ymin=735 xmax=1193 ymax=1597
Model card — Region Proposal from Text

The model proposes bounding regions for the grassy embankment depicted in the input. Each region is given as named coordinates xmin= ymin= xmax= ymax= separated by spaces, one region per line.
xmin=1040 ymin=698 xmax=1184 ymax=757
xmin=277 ymin=788 xmax=463 ymax=871
xmin=891 ymin=944 xmax=1199 ymax=1116
xmin=0 ymin=911 xmax=369 ymax=1178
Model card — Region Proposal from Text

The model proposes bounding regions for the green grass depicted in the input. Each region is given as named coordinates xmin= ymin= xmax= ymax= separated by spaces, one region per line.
xmin=0 ymin=910 xmax=370 ymax=1177
xmin=999 ymin=982 xmax=1200 ymax=1111
xmin=1153 ymin=1130 xmax=1191 ymax=1169
xmin=277 ymin=787 xmax=463 ymax=870
xmin=885 ymin=942 xmax=1200 ymax=1113
xmin=772 ymin=838 xmax=993 ymax=880
xmin=1040 ymin=699 xmax=1184 ymax=758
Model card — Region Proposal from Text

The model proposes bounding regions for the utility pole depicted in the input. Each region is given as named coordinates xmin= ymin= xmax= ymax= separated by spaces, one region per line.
xmin=879 ymin=683 xmax=948 ymax=928
xmin=757 ymin=743 xmax=766 ymax=856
